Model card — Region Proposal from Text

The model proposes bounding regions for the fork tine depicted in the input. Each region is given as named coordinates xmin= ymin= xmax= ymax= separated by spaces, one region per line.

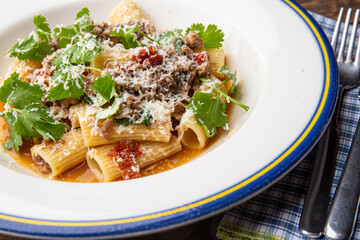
xmin=338 ymin=9 xmax=352 ymax=62
xmin=332 ymin=8 xmax=344 ymax=51
xmin=346 ymin=9 xmax=360 ymax=62
xmin=354 ymin=10 xmax=360 ymax=65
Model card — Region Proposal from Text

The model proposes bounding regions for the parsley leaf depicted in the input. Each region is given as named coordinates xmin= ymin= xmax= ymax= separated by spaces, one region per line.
xmin=0 ymin=73 xmax=66 ymax=151
xmin=53 ymin=7 xmax=94 ymax=48
xmin=186 ymin=23 xmax=224 ymax=49
xmin=7 ymin=15 xmax=53 ymax=61
xmin=47 ymin=64 xmax=85 ymax=101
xmin=90 ymin=74 xmax=115 ymax=103
xmin=189 ymin=91 xmax=227 ymax=138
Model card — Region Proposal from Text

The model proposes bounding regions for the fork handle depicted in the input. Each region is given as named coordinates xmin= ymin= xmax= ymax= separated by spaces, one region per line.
xmin=299 ymin=123 xmax=339 ymax=238
xmin=324 ymin=118 xmax=360 ymax=240
xmin=299 ymin=86 xmax=344 ymax=238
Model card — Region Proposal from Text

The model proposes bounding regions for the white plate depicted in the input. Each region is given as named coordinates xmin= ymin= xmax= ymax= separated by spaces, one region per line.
xmin=0 ymin=0 xmax=337 ymax=238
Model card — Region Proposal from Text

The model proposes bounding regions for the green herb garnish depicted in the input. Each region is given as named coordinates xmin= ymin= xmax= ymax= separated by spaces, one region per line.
xmin=53 ymin=7 xmax=94 ymax=48
xmin=186 ymin=23 xmax=224 ymax=49
xmin=188 ymin=91 xmax=227 ymax=138
xmin=116 ymin=118 xmax=132 ymax=126
xmin=140 ymin=108 xmax=153 ymax=126
xmin=174 ymin=38 xmax=184 ymax=52
xmin=89 ymin=73 xmax=115 ymax=103
xmin=47 ymin=64 xmax=86 ymax=101
xmin=7 ymin=15 xmax=53 ymax=61
xmin=0 ymin=73 xmax=66 ymax=151
xmin=96 ymin=95 xmax=121 ymax=119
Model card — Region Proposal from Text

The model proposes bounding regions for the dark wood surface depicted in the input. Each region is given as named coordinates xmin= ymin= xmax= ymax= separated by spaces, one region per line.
xmin=300 ymin=0 xmax=360 ymax=19
xmin=2 ymin=0 xmax=360 ymax=240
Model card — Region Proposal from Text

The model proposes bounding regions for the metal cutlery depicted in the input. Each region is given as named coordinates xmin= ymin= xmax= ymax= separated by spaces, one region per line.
xmin=325 ymin=87 xmax=360 ymax=240
xmin=300 ymin=8 xmax=360 ymax=238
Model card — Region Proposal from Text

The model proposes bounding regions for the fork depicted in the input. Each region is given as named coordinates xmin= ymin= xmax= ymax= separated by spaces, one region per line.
xmin=299 ymin=8 xmax=360 ymax=238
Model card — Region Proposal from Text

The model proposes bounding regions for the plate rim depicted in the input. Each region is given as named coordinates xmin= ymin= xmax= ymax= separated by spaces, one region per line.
xmin=0 ymin=0 xmax=338 ymax=238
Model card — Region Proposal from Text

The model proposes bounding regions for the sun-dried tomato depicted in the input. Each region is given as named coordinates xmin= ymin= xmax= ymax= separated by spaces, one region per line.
xmin=193 ymin=53 xmax=206 ymax=65
xmin=143 ymin=54 xmax=163 ymax=67
xmin=109 ymin=140 xmax=143 ymax=180
xmin=131 ymin=45 xmax=157 ymax=64
xmin=82 ymin=69 xmax=92 ymax=76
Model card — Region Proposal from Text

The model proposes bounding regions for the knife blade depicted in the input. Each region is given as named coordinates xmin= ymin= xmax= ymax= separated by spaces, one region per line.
xmin=324 ymin=88 xmax=360 ymax=240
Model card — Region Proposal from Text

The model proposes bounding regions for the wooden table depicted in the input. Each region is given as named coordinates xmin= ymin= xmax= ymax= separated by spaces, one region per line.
xmin=2 ymin=0 xmax=360 ymax=239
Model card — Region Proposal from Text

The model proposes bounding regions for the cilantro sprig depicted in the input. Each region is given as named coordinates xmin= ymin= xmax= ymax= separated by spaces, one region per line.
xmin=7 ymin=15 xmax=53 ymax=61
xmin=89 ymin=73 xmax=116 ymax=103
xmin=52 ymin=33 xmax=104 ymax=67
xmin=186 ymin=23 xmax=224 ymax=49
xmin=110 ymin=24 xmax=155 ymax=49
xmin=53 ymin=7 xmax=94 ymax=48
xmin=189 ymin=92 xmax=227 ymax=138
xmin=110 ymin=22 xmax=224 ymax=51
xmin=47 ymin=64 xmax=86 ymax=101
xmin=157 ymin=29 xmax=183 ymax=46
xmin=218 ymin=65 xmax=241 ymax=95
xmin=198 ymin=76 xmax=249 ymax=111
xmin=189 ymin=66 xmax=249 ymax=138
xmin=0 ymin=73 xmax=66 ymax=151
xmin=48 ymin=8 xmax=103 ymax=101
xmin=84 ymin=67 xmax=120 ymax=119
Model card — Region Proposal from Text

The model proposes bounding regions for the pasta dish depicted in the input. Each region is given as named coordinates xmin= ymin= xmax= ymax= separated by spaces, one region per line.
xmin=0 ymin=0 xmax=248 ymax=182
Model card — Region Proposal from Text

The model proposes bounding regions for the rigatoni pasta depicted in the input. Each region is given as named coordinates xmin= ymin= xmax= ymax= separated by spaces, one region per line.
xmin=87 ymin=137 xmax=182 ymax=182
xmin=0 ymin=0 xmax=248 ymax=182
xmin=31 ymin=129 xmax=88 ymax=177
xmin=78 ymin=110 xmax=172 ymax=147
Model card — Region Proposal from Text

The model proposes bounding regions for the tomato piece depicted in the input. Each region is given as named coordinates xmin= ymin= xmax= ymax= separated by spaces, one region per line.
xmin=108 ymin=140 xmax=142 ymax=180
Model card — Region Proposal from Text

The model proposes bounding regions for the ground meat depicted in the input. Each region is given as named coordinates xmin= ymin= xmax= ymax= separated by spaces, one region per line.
xmin=106 ymin=41 xmax=207 ymax=117
xmin=130 ymin=20 xmax=156 ymax=41
xmin=33 ymin=155 xmax=52 ymax=175
xmin=51 ymin=106 xmax=69 ymax=119
xmin=93 ymin=22 xmax=116 ymax=43
xmin=31 ymin=52 xmax=57 ymax=88
xmin=196 ymin=62 xmax=211 ymax=76
xmin=181 ymin=31 xmax=204 ymax=49
xmin=125 ymin=95 xmax=141 ymax=110
xmin=157 ymin=76 xmax=176 ymax=93
xmin=174 ymin=102 xmax=186 ymax=113
xmin=180 ymin=45 xmax=194 ymax=58
xmin=93 ymin=21 xmax=156 ymax=46
xmin=99 ymin=118 xmax=116 ymax=138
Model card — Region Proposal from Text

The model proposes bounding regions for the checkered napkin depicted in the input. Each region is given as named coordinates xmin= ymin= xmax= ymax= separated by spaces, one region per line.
xmin=216 ymin=12 xmax=360 ymax=240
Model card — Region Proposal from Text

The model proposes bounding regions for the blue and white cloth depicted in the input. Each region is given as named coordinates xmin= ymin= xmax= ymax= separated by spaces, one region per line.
xmin=217 ymin=12 xmax=360 ymax=240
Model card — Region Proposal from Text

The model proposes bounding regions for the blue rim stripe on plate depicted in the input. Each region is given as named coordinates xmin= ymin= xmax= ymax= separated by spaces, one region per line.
xmin=0 ymin=0 xmax=338 ymax=238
